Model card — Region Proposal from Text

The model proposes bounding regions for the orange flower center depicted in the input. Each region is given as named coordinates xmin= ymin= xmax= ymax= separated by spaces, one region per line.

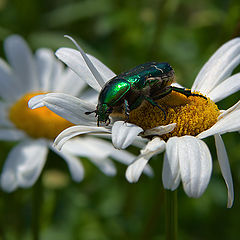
xmin=128 ymin=91 xmax=220 ymax=141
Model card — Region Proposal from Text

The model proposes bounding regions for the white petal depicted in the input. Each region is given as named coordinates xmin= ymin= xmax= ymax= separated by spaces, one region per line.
xmin=54 ymin=68 xmax=87 ymax=96
xmin=64 ymin=35 xmax=107 ymax=87
xmin=0 ymin=129 xmax=26 ymax=141
xmin=192 ymin=38 xmax=240 ymax=94
xmin=218 ymin=100 xmax=240 ymax=120
xmin=1 ymin=164 xmax=18 ymax=192
xmin=88 ymin=157 xmax=116 ymax=176
xmin=28 ymin=94 xmax=45 ymax=109
xmin=62 ymin=137 xmax=113 ymax=159
xmin=0 ymin=139 xmax=48 ymax=192
xmin=66 ymin=136 xmax=152 ymax=176
xmin=80 ymin=88 xmax=98 ymax=104
xmin=178 ymin=136 xmax=212 ymax=198
xmin=50 ymin=145 xmax=84 ymax=182
xmin=17 ymin=140 xmax=48 ymax=187
xmin=35 ymin=48 xmax=57 ymax=91
xmin=131 ymin=137 xmax=148 ymax=149
xmin=54 ymin=125 xmax=110 ymax=150
xmin=198 ymin=101 xmax=240 ymax=139
xmin=112 ymin=121 xmax=143 ymax=149
xmin=62 ymin=137 xmax=117 ymax=176
xmin=142 ymin=123 xmax=176 ymax=137
xmin=87 ymin=54 xmax=116 ymax=82
xmin=0 ymin=102 xmax=14 ymax=127
xmin=126 ymin=157 xmax=150 ymax=183
xmin=162 ymin=137 xmax=181 ymax=190
xmin=109 ymin=145 xmax=138 ymax=164
xmin=56 ymin=47 xmax=101 ymax=91
xmin=111 ymin=147 xmax=153 ymax=176
xmin=28 ymin=93 xmax=96 ymax=125
xmin=55 ymin=36 xmax=116 ymax=93
xmin=0 ymin=58 xmax=20 ymax=101
xmin=4 ymin=35 xmax=38 ymax=93
xmin=214 ymin=134 xmax=234 ymax=208
xmin=208 ymin=73 xmax=240 ymax=102
xmin=0 ymin=170 xmax=18 ymax=192
xmin=140 ymin=137 xmax=166 ymax=155
xmin=126 ymin=138 xmax=165 ymax=182
xmin=35 ymin=48 xmax=87 ymax=95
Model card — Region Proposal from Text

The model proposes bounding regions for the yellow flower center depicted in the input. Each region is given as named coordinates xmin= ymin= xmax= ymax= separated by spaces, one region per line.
xmin=9 ymin=92 xmax=74 ymax=139
xmin=128 ymin=91 xmax=220 ymax=141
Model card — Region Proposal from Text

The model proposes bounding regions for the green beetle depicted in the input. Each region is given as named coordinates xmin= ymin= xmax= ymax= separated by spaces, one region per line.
xmin=86 ymin=62 xmax=205 ymax=126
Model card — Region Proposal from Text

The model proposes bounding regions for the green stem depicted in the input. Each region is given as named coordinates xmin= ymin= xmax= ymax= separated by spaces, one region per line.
xmin=165 ymin=190 xmax=178 ymax=240
xmin=32 ymin=177 xmax=42 ymax=240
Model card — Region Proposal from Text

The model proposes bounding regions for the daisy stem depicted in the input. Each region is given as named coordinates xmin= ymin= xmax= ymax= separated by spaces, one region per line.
xmin=32 ymin=176 xmax=42 ymax=240
xmin=165 ymin=190 xmax=178 ymax=240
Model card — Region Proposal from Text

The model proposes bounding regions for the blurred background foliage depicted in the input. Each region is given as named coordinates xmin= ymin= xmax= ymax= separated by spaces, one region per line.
xmin=0 ymin=0 xmax=240 ymax=239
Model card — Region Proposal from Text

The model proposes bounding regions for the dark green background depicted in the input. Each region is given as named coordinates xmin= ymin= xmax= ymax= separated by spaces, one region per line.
xmin=0 ymin=0 xmax=240 ymax=239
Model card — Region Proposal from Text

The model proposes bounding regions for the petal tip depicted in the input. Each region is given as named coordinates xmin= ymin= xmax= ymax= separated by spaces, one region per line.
xmin=28 ymin=95 xmax=45 ymax=109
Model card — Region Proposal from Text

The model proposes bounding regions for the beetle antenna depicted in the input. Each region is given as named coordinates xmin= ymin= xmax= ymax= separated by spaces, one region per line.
xmin=85 ymin=110 xmax=96 ymax=115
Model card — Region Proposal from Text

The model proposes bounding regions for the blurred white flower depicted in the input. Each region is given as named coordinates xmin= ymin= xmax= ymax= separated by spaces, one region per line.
xmin=0 ymin=35 xmax=147 ymax=193
xmin=30 ymin=37 xmax=240 ymax=207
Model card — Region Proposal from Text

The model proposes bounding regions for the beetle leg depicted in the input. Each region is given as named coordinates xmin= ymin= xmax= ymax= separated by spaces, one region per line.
xmin=170 ymin=86 xmax=207 ymax=100
xmin=151 ymin=86 xmax=172 ymax=100
xmin=144 ymin=96 xmax=166 ymax=120
xmin=105 ymin=117 xmax=111 ymax=126
xmin=124 ymin=99 xmax=130 ymax=122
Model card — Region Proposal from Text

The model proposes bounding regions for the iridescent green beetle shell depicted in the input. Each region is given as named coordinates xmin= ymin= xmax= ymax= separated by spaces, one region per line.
xmin=99 ymin=79 xmax=131 ymax=106
xmin=88 ymin=62 xmax=176 ymax=125
xmin=116 ymin=62 xmax=173 ymax=89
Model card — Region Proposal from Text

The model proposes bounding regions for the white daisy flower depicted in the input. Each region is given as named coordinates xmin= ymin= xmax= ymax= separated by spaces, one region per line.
xmin=0 ymin=35 xmax=145 ymax=193
xmin=29 ymin=37 xmax=240 ymax=207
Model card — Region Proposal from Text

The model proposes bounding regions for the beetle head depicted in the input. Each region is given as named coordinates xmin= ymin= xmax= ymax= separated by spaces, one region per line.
xmin=85 ymin=104 xmax=112 ymax=126
xmin=95 ymin=103 xmax=112 ymax=126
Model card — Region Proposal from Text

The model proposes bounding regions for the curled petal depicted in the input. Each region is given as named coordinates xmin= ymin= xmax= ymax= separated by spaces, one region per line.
xmin=126 ymin=157 xmax=150 ymax=183
xmin=140 ymin=137 xmax=165 ymax=155
xmin=56 ymin=37 xmax=115 ymax=91
xmin=64 ymin=35 xmax=106 ymax=87
xmin=214 ymin=134 xmax=234 ymax=208
xmin=56 ymin=48 xmax=100 ymax=92
xmin=111 ymin=121 xmax=143 ymax=149
xmin=198 ymin=100 xmax=240 ymax=139
xmin=126 ymin=138 xmax=165 ymax=183
xmin=142 ymin=123 xmax=176 ymax=137
xmin=218 ymin=100 xmax=240 ymax=120
xmin=54 ymin=125 xmax=110 ymax=150
xmin=28 ymin=94 xmax=45 ymax=109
